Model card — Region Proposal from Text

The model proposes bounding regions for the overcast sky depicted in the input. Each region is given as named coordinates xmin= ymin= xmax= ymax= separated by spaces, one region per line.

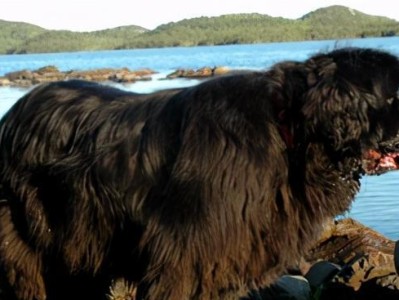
xmin=1 ymin=0 xmax=399 ymax=31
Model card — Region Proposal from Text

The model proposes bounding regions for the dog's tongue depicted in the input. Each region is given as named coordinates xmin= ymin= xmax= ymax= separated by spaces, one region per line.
xmin=363 ymin=149 xmax=399 ymax=174
xmin=379 ymin=154 xmax=399 ymax=169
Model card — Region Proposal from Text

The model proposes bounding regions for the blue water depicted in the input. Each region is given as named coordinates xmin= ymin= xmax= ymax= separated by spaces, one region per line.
xmin=1 ymin=37 xmax=399 ymax=239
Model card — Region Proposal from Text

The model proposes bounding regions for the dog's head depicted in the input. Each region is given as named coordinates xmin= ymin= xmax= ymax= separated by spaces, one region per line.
xmin=302 ymin=47 xmax=399 ymax=175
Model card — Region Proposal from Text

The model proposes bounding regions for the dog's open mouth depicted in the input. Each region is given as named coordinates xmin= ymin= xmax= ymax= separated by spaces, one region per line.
xmin=363 ymin=140 xmax=399 ymax=175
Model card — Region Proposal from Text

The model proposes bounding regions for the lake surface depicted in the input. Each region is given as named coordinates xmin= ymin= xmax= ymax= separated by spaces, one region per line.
xmin=1 ymin=37 xmax=399 ymax=239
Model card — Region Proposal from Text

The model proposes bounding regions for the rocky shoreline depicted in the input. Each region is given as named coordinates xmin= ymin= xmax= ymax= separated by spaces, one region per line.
xmin=0 ymin=66 xmax=232 ymax=87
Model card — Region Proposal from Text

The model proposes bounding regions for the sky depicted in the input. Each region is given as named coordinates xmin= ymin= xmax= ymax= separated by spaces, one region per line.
xmin=1 ymin=0 xmax=399 ymax=32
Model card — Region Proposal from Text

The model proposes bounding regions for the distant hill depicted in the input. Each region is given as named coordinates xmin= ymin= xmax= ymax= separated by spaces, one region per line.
xmin=5 ymin=25 xmax=147 ymax=54
xmin=8 ymin=25 xmax=148 ymax=54
xmin=1 ymin=5 xmax=399 ymax=54
xmin=0 ymin=20 xmax=46 ymax=53
xmin=300 ymin=6 xmax=398 ymax=39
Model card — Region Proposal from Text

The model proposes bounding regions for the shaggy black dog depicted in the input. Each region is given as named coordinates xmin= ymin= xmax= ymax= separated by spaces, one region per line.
xmin=1 ymin=47 xmax=399 ymax=300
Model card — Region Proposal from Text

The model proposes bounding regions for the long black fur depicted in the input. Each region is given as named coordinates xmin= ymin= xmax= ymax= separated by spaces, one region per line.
xmin=1 ymin=48 xmax=399 ymax=300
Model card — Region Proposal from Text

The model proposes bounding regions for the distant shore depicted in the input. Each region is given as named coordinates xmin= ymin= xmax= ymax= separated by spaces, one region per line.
xmin=2 ymin=6 xmax=399 ymax=55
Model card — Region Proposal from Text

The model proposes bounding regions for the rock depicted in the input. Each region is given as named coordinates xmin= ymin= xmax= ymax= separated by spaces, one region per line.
xmin=131 ymin=68 xmax=156 ymax=77
xmin=166 ymin=69 xmax=193 ymax=79
xmin=2 ymin=65 xmax=230 ymax=87
xmin=108 ymin=70 xmax=136 ymax=83
xmin=213 ymin=66 xmax=230 ymax=76
xmin=0 ymin=77 xmax=11 ymax=86
xmin=5 ymin=70 xmax=34 ymax=81
xmin=192 ymin=67 xmax=213 ymax=77
xmin=248 ymin=275 xmax=311 ymax=300
xmin=2 ymin=67 xmax=157 ymax=87
xmin=36 ymin=65 xmax=60 ymax=74
xmin=12 ymin=79 xmax=34 ymax=87
xmin=305 ymin=218 xmax=399 ymax=297
xmin=166 ymin=66 xmax=231 ymax=79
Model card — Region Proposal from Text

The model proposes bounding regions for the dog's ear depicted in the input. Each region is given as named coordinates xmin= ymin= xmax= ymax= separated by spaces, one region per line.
xmin=302 ymin=57 xmax=377 ymax=150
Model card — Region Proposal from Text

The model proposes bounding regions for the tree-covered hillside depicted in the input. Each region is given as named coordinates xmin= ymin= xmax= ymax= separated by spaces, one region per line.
xmin=301 ymin=6 xmax=398 ymax=39
xmin=10 ymin=26 xmax=147 ymax=54
xmin=0 ymin=20 xmax=46 ymax=54
xmin=1 ymin=5 xmax=398 ymax=54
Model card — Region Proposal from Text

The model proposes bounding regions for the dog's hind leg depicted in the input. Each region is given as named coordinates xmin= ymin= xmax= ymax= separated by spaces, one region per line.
xmin=0 ymin=200 xmax=46 ymax=300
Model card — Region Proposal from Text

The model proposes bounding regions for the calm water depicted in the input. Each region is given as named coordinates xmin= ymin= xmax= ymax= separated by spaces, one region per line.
xmin=1 ymin=37 xmax=399 ymax=239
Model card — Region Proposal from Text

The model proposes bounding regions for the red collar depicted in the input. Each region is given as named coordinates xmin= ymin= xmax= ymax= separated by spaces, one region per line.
xmin=277 ymin=109 xmax=294 ymax=149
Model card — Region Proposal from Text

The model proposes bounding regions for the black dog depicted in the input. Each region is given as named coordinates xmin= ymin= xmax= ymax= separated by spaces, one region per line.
xmin=1 ymin=48 xmax=399 ymax=300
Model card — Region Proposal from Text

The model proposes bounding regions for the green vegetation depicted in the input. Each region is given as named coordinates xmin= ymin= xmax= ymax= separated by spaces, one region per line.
xmin=0 ymin=20 xmax=46 ymax=54
xmin=1 ymin=5 xmax=399 ymax=54
xmin=6 ymin=26 xmax=147 ymax=54
xmin=300 ymin=6 xmax=399 ymax=39
xmin=125 ymin=14 xmax=307 ymax=48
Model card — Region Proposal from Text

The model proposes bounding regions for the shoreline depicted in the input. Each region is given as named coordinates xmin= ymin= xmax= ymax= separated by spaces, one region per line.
xmin=0 ymin=65 xmax=232 ymax=87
